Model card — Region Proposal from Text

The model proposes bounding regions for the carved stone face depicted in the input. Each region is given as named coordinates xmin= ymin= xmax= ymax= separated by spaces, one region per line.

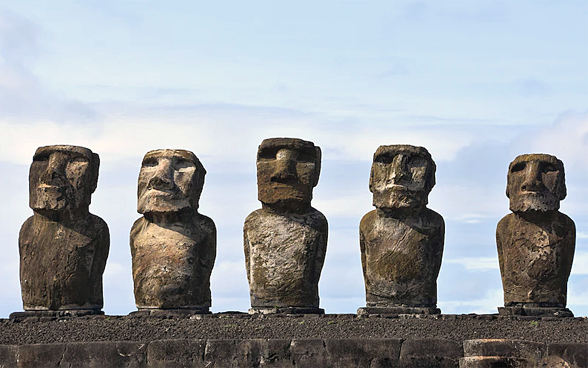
xmin=256 ymin=138 xmax=321 ymax=206
xmin=137 ymin=149 xmax=205 ymax=214
xmin=507 ymin=154 xmax=566 ymax=212
xmin=29 ymin=145 xmax=99 ymax=211
xmin=369 ymin=145 xmax=435 ymax=210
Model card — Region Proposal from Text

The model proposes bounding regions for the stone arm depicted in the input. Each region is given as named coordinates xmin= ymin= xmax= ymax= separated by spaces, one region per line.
xmin=311 ymin=213 xmax=328 ymax=287
xmin=89 ymin=218 xmax=110 ymax=307
xmin=560 ymin=214 xmax=576 ymax=282
xmin=199 ymin=215 xmax=217 ymax=281
xmin=359 ymin=226 xmax=367 ymax=283
xmin=495 ymin=215 xmax=509 ymax=279
xmin=243 ymin=215 xmax=253 ymax=285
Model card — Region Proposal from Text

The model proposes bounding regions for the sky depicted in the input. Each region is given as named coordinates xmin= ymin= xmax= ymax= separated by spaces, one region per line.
xmin=0 ymin=1 xmax=587 ymax=318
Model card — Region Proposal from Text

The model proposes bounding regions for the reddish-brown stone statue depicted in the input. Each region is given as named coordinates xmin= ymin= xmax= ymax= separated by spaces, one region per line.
xmin=244 ymin=138 xmax=327 ymax=314
xmin=131 ymin=149 xmax=216 ymax=313
xmin=497 ymin=154 xmax=575 ymax=317
xmin=358 ymin=145 xmax=444 ymax=315
xmin=16 ymin=145 xmax=109 ymax=317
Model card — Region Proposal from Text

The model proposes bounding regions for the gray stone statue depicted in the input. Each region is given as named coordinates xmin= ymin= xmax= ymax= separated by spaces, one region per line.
xmin=497 ymin=153 xmax=575 ymax=317
xmin=17 ymin=145 xmax=109 ymax=316
xmin=130 ymin=149 xmax=216 ymax=313
xmin=244 ymin=138 xmax=327 ymax=314
xmin=358 ymin=145 xmax=444 ymax=315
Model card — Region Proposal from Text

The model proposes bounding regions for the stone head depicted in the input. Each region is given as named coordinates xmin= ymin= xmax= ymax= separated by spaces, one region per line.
xmin=29 ymin=145 xmax=100 ymax=212
xmin=506 ymin=153 xmax=566 ymax=213
xmin=369 ymin=145 xmax=436 ymax=210
xmin=137 ymin=149 xmax=206 ymax=214
xmin=256 ymin=138 xmax=321 ymax=207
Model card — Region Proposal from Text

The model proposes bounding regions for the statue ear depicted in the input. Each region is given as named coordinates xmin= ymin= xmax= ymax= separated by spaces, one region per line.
xmin=312 ymin=146 xmax=321 ymax=187
xmin=368 ymin=163 xmax=376 ymax=193
xmin=558 ymin=164 xmax=567 ymax=201
xmin=89 ymin=153 xmax=100 ymax=193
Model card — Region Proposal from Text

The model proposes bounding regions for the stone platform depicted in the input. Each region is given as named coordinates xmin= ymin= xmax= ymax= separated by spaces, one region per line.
xmin=0 ymin=314 xmax=586 ymax=367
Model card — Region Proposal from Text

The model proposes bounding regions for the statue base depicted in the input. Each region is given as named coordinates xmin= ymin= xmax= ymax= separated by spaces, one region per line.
xmin=357 ymin=306 xmax=441 ymax=315
xmin=10 ymin=309 xmax=104 ymax=321
xmin=498 ymin=306 xmax=573 ymax=317
xmin=248 ymin=307 xmax=324 ymax=315
xmin=129 ymin=307 xmax=211 ymax=317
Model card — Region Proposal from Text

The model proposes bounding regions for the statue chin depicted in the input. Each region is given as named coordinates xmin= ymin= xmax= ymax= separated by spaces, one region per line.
xmin=373 ymin=191 xmax=427 ymax=211
xmin=510 ymin=194 xmax=559 ymax=213
xmin=138 ymin=196 xmax=191 ymax=214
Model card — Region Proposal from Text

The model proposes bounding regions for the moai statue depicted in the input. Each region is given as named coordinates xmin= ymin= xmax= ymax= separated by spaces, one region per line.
xmin=357 ymin=145 xmax=444 ymax=315
xmin=497 ymin=154 xmax=575 ymax=317
xmin=15 ymin=145 xmax=109 ymax=318
xmin=131 ymin=149 xmax=216 ymax=314
xmin=244 ymin=138 xmax=327 ymax=314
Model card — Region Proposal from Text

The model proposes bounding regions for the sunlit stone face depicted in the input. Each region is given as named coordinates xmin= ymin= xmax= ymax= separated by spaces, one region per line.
xmin=137 ymin=149 xmax=205 ymax=214
xmin=29 ymin=145 xmax=99 ymax=211
xmin=256 ymin=138 xmax=321 ymax=206
xmin=369 ymin=145 xmax=435 ymax=210
xmin=507 ymin=154 xmax=566 ymax=213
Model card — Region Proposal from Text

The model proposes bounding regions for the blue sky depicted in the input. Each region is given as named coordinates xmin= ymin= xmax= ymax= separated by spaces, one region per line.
xmin=0 ymin=1 xmax=587 ymax=318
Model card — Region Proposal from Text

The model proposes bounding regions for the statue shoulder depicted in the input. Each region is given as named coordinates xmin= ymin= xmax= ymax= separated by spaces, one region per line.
xmin=360 ymin=209 xmax=378 ymax=229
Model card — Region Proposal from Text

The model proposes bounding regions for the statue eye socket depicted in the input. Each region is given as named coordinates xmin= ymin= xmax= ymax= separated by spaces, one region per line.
xmin=296 ymin=151 xmax=315 ymax=163
xmin=510 ymin=162 xmax=526 ymax=173
xmin=375 ymin=154 xmax=393 ymax=164
xmin=259 ymin=148 xmax=278 ymax=160
xmin=33 ymin=154 xmax=49 ymax=162
xmin=69 ymin=156 xmax=88 ymax=164
xmin=542 ymin=163 xmax=557 ymax=173
xmin=142 ymin=158 xmax=158 ymax=167
xmin=174 ymin=157 xmax=195 ymax=170
xmin=407 ymin=156 xmax=427 ymax=168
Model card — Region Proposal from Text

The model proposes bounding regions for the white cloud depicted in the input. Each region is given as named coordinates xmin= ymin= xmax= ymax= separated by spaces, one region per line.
xmin=445 ymin=257 xmax=499 ymax=271
xmin=440 ymin=288 xmax=503 ymax=314
xmin=571 ymin=252 xmax=588 ymax=275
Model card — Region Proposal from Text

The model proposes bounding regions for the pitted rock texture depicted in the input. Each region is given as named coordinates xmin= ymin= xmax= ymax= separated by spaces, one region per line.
xmin=497 ymin=153 xmax=575 ymax=310
xmin=19 ymin=145 xmax=109 ymax=311
xmin=245 ymin=138 xmax=327 ymax=311
xmin=244 ymin=208 xmax=327 ymax=308
xmin=131 ymin=149 xmax=216 ymax=310
xmin=360 ymin=145 xmax=444 ymax=310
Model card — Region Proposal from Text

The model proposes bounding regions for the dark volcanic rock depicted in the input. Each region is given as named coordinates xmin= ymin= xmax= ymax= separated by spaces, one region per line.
xmin=131 ymin=149 xmax=216 ymax=311
xmin=19 ymin=145 xmax=109 ymax=312
xmin=497 ymin=154 xmax=575 ymax=316
xmin=359 ymin=145 xmax=444 ymax=313
xmin=244 ymin=138 xmax=327 ymax=313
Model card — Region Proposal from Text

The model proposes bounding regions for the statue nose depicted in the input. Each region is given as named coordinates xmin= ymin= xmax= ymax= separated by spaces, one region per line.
xmin=521 ymin=162 xmax=545 ymax=192
xmin=388 ymin=155 xmax=409 ymax=184
xmin=271 ymin=149 xmax=298 ymax=182
xmin=39 ymin=153 xmax=68 ymax=185
xmin=148 ymin=159 xmax=174 ymax=190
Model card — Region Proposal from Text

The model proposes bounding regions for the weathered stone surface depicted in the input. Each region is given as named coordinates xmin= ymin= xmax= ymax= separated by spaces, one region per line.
xmin=548 ymin=343 xmax=588 ymax=368
xmin=325 ymin=338 xmax=403 ymax=367
xmin=148 ymin=339 xmax=207 ymax=367
xmin=131 ymin=149 xmax=216 ymax=310
xmin=496 ymin=154 xmax=575 ymax=315
xmin=400 ymin=338 xmax=462 ymax=368
xmin=463 ymin=339 xmax=545 ymax=360
xmin=459 ymin=356 xmax=534 ymax=368
xmin=244 ymin=138 xmax=327 ymax=312
xmin=289 ymin=339 xmax=329 ymax=367
xmin=360 ymin=145 xmax=444 ymax=311
xmin=19 ymin=145 xmax=109 ymax=312
xmin=17 ymin=343 xmax=66 ymax=368
xmin=9 ymin=341 xmax=146 ymax=368
xmin=0 ymin=345 xmax=17 ymax=368
xmin=460 ymin=339 xmax=551 ymax=368
xmin=537 ymin=355 xmax=579 ymax=368
xmin=60 ymin=341 xmax=148 ymax=367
